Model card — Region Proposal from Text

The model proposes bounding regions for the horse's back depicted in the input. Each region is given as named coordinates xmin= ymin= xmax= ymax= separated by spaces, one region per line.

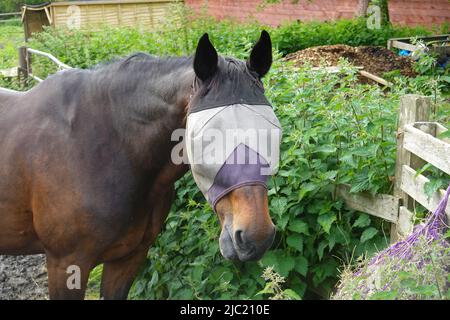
xmin=0 ymin=87 xmax=24 ymax=109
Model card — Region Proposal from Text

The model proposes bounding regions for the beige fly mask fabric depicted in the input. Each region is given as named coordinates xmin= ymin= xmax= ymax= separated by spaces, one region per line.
xmin=186 ymin=103 xmax=281 ymax=210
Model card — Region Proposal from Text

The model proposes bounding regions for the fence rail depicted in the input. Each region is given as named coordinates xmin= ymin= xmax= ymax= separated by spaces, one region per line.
xmin=338 ymin=94 xmax=449 ymax=242
xmin=0 ymin=12 xmax=20 ymax=17
xmin=18 ymin=46 xmax=72 ymax=84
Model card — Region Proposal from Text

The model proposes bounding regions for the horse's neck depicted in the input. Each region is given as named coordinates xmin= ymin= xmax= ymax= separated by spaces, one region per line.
xmin=108 ymin=65 xmax=194 ymax=171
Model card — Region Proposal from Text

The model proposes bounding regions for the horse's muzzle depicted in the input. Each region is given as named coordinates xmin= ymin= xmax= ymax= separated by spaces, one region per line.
xmin=219 ymin=223 xmax=276 ymax=262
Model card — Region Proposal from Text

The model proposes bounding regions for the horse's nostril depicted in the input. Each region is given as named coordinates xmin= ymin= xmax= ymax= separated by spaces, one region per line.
xmin=234 ymin=230 xmax=244 ymax=246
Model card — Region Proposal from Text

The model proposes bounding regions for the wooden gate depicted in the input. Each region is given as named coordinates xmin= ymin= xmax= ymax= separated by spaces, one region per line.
xmin=338 ymin=94 xmax=449 ymax=242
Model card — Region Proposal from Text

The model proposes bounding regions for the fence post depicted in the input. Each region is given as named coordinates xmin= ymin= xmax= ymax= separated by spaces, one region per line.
xmin=391 ymin=94 xmax=431 ymax=242
xmin=18 ymin=46 xmax=29 ymax=87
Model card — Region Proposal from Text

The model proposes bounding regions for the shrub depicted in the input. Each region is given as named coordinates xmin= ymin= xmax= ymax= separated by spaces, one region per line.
xmin=271 ymin=18 xmax=433 ymax=56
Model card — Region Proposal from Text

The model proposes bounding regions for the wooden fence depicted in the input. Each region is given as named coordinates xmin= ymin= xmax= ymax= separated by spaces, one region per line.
xmin=338 ymin=94 xmax=449 ymax=242
xmin=17 ymin=46 xmax=72 ymax=84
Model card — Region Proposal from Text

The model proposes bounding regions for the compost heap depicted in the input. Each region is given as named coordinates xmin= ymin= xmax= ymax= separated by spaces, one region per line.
xmin=285 ymin=45 xmax=416 ymax=82
xmin=333 ymin=185 xmax=450 ymax=300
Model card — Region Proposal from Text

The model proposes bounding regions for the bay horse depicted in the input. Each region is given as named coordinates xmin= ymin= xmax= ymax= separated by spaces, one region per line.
xmin=0 ymin=31 xmax=279 ymax=299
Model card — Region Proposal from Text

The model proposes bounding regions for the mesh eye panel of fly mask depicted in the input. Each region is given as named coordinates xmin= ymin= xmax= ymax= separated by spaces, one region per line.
xmin=186 ymin=102 xmax=282 ymax=211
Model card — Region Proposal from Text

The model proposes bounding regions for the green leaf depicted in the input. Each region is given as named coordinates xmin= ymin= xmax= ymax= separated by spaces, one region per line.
xmin=350 ymin=177 xmax=370 ymax=193
xmin=260 ymin=250 xmax=295 ymax=277
xmin=288 ymin=220 xmax=309 ymax=235
xmin=277 ymin=255 xmax=296 ymax=277
xmin=283 ymin=289 xmax=302 ymax=300
xmin=440 ymin=75 xmax=450 ymax=83
xmin=298 ymin=182 xmax=317 ymax=201
xmin=424 ymin=179 xmax=445 ymax=199
xmin=286 ymin=234 xmax=303 ymax=252
xmin=317 ymin=213 xmax=336 ymax=234
xmin=313 ymin=145 xmax=337 ymax=154
xmin=438 ymin=130 xmax=450 ymax=139
xmin=271 ymin=197 xmax=288 ymax=217
xmin=294 ymin=256 xmax=308 ymax=276
xmin=321 ymin=170 xmax=338 ymax=181
xmin=370 ymin=290 xmax=397 ymax=300
xmin=415 ymin=163 xmax=432 ymax=177
xmin=360 ymin=227 xmax=378 ymax=243
xmin=256 ymin=283 xmax=274 ymax=295
xmin=353 ymin=214 xmax=371 ymax=228
xmin=260 ymin=250 xmax=278 ymax=268
xmin=317 ymin=241 xmax=328 ymax=260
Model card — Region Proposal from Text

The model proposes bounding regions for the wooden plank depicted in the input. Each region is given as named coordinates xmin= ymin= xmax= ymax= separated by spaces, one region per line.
xmin=392 ymin=94 xmax=431 ymax=242
xmin=359 ymin=70 xmax=393 ymax=87
xmin=397 ymin=206 xmax=414 ymax=238
xmin=389 ymin=40 xmax=418 ymax=52
xmin=388 ymin=34 xmax=449 ymax=44
xmin=0 ymin=67 xmax=18 ymax=78
xmin=400 ymin=165 xmax=450 ymax=220
xmin=336 ymin=185 xmax=400 ymax=223
xmin=0 ymin=12 xmax=21 ymax=17
xmin=403 ymin=124 xmax=450 ymax=175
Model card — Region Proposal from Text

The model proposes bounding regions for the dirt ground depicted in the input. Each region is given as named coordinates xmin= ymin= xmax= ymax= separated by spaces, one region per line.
xmin=0 ymin=255 xmax=48 ymax=300
xmin=285 ymin=44 xmax=417 ymax=80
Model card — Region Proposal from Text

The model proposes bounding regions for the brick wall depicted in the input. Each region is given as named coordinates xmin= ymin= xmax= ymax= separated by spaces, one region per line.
xmin=185 ymin=0 xmax=450 ymax=29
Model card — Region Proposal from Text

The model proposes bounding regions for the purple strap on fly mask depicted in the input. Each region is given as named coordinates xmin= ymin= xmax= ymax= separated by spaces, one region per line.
xmin=207 ymin=143 xmax=270 ymax=210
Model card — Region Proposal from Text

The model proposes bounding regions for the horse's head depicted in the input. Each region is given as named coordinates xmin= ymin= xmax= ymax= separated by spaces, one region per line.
xmin=185 ymin=31 xmax=281 ymax=262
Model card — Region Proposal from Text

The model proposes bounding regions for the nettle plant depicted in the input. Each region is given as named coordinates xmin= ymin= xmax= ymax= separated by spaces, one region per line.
xmin=131 ymin=59 xmax=409 ymax=299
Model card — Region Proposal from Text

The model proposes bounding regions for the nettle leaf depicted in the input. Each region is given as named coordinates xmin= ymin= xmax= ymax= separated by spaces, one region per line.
xmin=317 ymin=213 xmax=336 ymax=234
xmin=341 ymin=152 xmax=357 ymax=168
xmin=317 ymin=241 xmax=328 ymax=260
xmin=294 ymin=256 xmax=308 ymax=276
xmin=352 ymin=145 xmax=376 ymax=157
xmin=276 ymin=214 xmax=290 ymax=230
xmin=278 ymin=255 xmax=296 ymax=277
xmin=353 ymin=214 xmax=371 ymax=228
xmin=370 ymin=290 xmax=397 ymax=300
xmin=261 ymin=250 xmax=296 ymax=278
xmin=286 ymin=233 xmax=304 ymax=252
xmin=424 ymin=178 xmax=445 ymax=199
xmin=350 ymin=176 xmax=370 ymax=193
xmin=298 ymin=182 xmax=317 ymax=201
xmin=260 ymin=250 xmax=278 ymax=268
xmin=320 ymin=170 xmax=338 ymax=181
xmin=360 ymin=227 xmax=378 ymax=243
xmin=271 ymin=197 xmax=288 ymax=217
xmin=313 ymin=145 xmax=337 ymax=154
xmin=282 ymin=289 xmax=302 ymax=300
xmin=288 ymin=220 xmax=309 ymax=235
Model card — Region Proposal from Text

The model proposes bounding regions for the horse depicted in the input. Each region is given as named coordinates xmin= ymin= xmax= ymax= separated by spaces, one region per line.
xmin=0 ymin=31 xmax=280 ymax=299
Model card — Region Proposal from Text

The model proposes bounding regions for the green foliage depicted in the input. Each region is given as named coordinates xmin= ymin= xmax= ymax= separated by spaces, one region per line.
xmin=257 ymin=267 xmax=301 ymax=300
xmin=0 ymin=25 xmax=23 ymax=68
xmin=271 ymin=18 xmax=431 ymax=56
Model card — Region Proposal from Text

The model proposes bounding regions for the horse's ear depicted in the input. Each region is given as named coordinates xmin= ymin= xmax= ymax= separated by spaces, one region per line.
xmin=248 ymin=30 xmax=272 ymax=78
xmin=194 ymin=33 xmax=218 ymax=81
